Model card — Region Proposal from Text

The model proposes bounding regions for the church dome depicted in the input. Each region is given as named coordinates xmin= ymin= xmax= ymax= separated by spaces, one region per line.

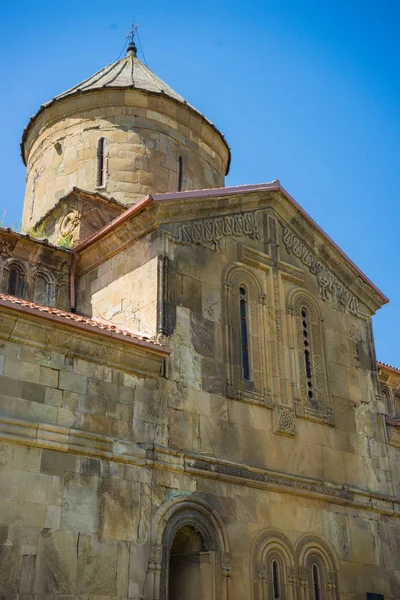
xmin=51 ymin=47 xmax=188 ymax=105
xmin=21 ymin=42 xmax=231 ymax=230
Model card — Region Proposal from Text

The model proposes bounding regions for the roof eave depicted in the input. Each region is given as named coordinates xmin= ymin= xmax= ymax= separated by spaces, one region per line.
xmin=0 ymin=297 xmax=170 ymax=357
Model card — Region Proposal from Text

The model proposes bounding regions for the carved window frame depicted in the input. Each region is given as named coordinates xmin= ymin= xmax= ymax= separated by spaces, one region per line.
xmin=251 ymin=529 xmax=296 ymax=600
xmin=295 ymin=535 xmax=340 ymax=600
xmin=3 ymin=261 xmax=26 ymax=298
xmin=288 ymin=291 xmax=332 ymax=425
xmin=224 ymin=265 xmax=269 ymax=406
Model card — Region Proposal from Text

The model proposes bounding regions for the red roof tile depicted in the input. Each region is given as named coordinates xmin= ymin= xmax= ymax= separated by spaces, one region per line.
xmin=0 ymin=293 xmax=170 ymax=354
xmin=377 ymin=361 xmax=400 ymax=375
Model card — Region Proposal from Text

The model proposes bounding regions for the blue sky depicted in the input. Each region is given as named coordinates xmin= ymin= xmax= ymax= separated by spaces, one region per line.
xmin=1 ymin=0 xmax=399 ymax=365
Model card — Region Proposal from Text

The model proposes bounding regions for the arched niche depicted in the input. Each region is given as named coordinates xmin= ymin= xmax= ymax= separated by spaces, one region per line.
xmin=251 ymin=529 xmax=296 ymax=600
xmin=287 ymin=289 xmax=332 ymax=425
xmin=3 ymin=260 xmax=26 ymax=298
xmin=295 ymin=535 xmax=340 ymax=600
xmin=32 ymin=269 xmax=55 ymax=307
xmin=223 ymin=264 xmax=269 ymax=405
xmin=146 ymin=496 xmax=231 ymax=600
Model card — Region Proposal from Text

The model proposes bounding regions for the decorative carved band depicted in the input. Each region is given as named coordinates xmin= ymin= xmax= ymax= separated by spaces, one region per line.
xmin=173 ymin=211 xmax=263 ymax=246
xmin=282 ymin=226 xmax=359 ymax=315
xmin=170 ymin=552 xmax=211 ymax=567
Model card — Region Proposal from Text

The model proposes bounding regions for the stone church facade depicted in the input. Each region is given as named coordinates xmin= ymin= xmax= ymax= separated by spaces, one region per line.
xmin=0 ymin=37 xmax=399 ymax=600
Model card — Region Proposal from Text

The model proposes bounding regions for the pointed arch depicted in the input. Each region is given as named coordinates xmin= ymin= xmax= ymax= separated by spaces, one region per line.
xmin=295 ymin=535 xmax=339 ymax=600
xmin=224 ymin=264 xmax=269 ymax=405
xmin=287 ymin=289 xmax=332 ymax=425
xmin=147 ymin=495 xmax=231 ymax=600
xmin=251 ymin=529 xmax=296 ymax=600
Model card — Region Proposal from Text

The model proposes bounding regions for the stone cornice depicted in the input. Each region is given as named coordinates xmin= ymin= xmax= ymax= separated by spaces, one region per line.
xmin=0 ymin=414 xmax=398 ymax=517
xmin=0 ymin=228 xmax=71 ymax=271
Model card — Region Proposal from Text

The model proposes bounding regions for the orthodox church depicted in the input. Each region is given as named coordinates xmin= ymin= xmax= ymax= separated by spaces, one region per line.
xmin=0 ymin=30 xmax=399 ymax=600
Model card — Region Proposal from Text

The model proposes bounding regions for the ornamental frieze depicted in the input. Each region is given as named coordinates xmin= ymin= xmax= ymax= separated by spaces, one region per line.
xmin=172 ymin=211 xmax=263 ymax=246
xmin=282 ymin=225 xmax=359 ymax=315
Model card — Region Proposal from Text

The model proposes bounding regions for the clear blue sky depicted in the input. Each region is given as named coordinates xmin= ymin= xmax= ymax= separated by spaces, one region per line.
xmin=1 ymin=0 xmax=399 ymax=366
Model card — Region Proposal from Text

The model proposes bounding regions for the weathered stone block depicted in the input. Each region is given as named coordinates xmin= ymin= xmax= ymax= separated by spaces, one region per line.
xmin=19 ymin=554 xmax=36 ymax=593
xmin=34 ymin=529 xmax=77 ymax=593
xmin=40 ymin=449 xmax=77 ymax=477
xmin=201 ymin=357 xmax=225 ymax=396
xmin=21 ymin=381 xmax=46 ymax=403
xmin=190 ymin=311 xmax=215 ymax=358
xmin=45 ymin=386 xmax=63 ymax=406
xmin=76 ymin=534 xmax=118 ymax=594
xmin=100 ymin=479 xmax=140 ymax=542
xmin=61 ymin=473 xmax=99 ymax=533
xmin=0 ymin=545 xmax=22 ymax=593
xmin=58 ymin=371 xmax=87 ymax=394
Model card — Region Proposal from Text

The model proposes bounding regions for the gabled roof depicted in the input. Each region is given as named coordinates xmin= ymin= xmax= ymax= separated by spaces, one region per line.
xmin=73 ymin=181 xmax=388 ymax=312
xmin=34 ymin=187 xmax=125 ymax=228
xmin=0 ymin=293 xmax=170 ymax=355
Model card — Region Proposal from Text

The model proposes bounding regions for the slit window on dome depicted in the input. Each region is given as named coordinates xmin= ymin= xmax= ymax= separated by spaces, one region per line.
xmin=97 ymin=137 xmax=106 ymax=187
xmin=240 ymin=286 xmax=250 ymax=381
xmin=178 ymin=155 xmax=183 ymax=191
xmin=272 ymin=559 xmax=280 ymax=599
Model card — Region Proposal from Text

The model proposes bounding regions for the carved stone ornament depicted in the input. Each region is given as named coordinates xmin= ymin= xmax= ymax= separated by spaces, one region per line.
xmin=58 ymin=208 xmax=80 ymax=243
xmin=148 ymin=543 xmax=163 ymax=571
xmin=172 ymin=210 xmax=264 ymax=248
xmin=0 ymin=237 xmax=18 ymax=256
xmin=274 ymin=405 xmax=296 ymax=436
xmin=221 ymin=551 xmax=232 ymax=577
xmin=282 ymin=225 xmax=360 ymax=315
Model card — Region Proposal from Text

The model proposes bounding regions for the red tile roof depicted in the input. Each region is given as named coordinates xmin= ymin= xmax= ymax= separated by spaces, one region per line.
xmin=0 ymin=293 xmax=170 ymax=355
xmin=377 ymin=361 xmax=400 ymax=375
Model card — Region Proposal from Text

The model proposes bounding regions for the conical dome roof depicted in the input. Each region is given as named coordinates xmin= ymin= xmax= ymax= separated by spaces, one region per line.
xmin=21 ymin=45 xmax=230 ymax=169
xmin=53 ymin=49 xmax=187 ymax=105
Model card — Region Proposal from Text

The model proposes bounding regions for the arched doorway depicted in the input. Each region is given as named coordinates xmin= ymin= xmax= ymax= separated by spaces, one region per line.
xmin=168 ymin=525 xmax=213 ymax=600
xmin=146 ymin=496 xmax=231 ymax=600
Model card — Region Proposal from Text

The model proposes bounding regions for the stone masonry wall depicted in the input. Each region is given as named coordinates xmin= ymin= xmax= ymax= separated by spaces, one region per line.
xmin=22 ymin=90 xmax=228 ymax=230
xmin=77 ymin=235 xmax=159 ymax=336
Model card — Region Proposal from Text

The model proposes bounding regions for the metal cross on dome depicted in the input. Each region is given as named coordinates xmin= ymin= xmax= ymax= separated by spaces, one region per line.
xmin=126 ymin=22 xmax=139 ymax=55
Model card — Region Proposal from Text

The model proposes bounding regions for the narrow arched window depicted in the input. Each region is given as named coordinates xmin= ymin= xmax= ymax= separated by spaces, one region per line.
xmin=394 ymin=393 xmax=400 ymax=419
xmin=178 ymin=155 xmax=183 ymax=191
xmin=97 ymin=137 xmax=106 ymax=187
xmin=240 ymin=286 xmax=250 ymax=380
xmin=272 ymin=559 xmax=280 ymax=599
xmin=301 ymin=307 xmax=314 ymax=401
xmin=312 ymin=563 xmax=321 ymax=600
xmin=8 ymin=268 xmax=18 ymax=295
